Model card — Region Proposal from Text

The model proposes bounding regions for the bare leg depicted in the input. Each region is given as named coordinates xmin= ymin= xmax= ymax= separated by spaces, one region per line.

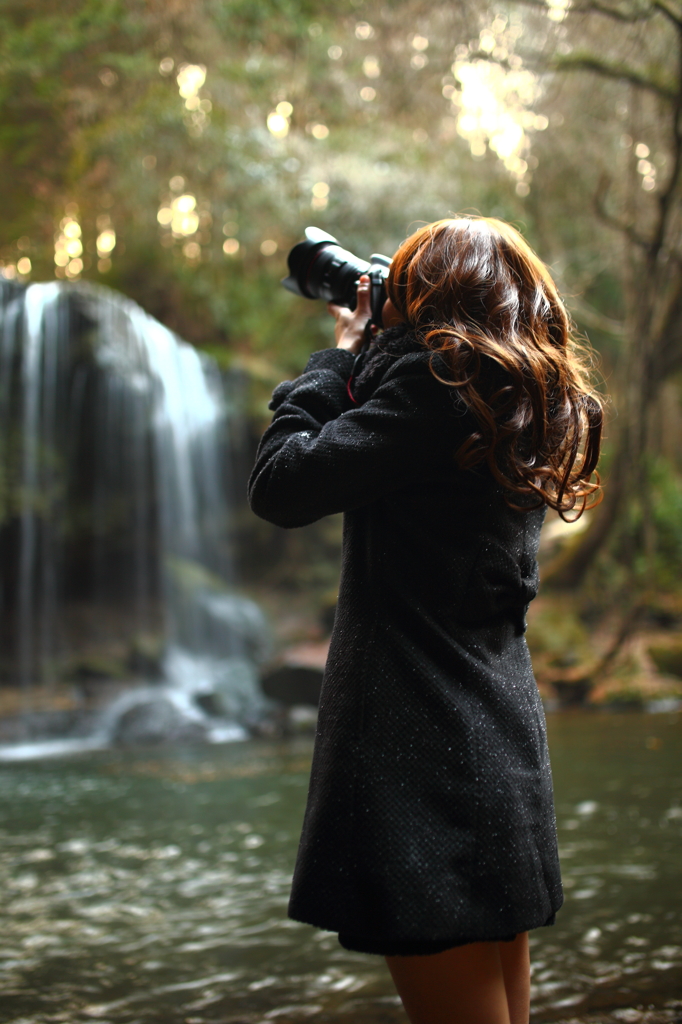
xmin=499 ymin=933 xmax=530 ymax=1024
xmin=386 ymin=941 xmax=511 ymax=1024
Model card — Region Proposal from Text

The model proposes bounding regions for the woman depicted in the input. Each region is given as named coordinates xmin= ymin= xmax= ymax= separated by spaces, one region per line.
xmin=248 ymin=217 xmax=603 ymax=1024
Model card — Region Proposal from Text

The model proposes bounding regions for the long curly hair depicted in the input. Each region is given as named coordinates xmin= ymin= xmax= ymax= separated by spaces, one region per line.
xmin=386 ymin=217 xmax=604 ymax=519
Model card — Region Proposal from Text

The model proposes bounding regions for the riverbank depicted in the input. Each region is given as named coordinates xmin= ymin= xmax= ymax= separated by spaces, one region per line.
xmin=247 ymin=583 xmax=682 ymax=712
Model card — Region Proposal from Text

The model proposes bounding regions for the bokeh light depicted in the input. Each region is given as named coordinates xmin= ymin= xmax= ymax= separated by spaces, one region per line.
xmin=355 ymin=21 xmax=374 ymax=40
xmin=96 ymin=229 xmax=116 ymax=257
xmin=176 ymin=64 xmax=206 ymax=107
xmin=267 ymin=112 xmax=290 ymax=138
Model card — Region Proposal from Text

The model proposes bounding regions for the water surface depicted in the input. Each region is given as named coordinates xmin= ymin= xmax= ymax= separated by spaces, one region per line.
xmin=1 ymin=711 xmax=680 ymax=1023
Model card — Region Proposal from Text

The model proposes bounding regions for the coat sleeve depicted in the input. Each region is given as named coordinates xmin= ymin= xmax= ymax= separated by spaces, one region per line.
xmin=248 ymin=347 xmax=472 ymax=529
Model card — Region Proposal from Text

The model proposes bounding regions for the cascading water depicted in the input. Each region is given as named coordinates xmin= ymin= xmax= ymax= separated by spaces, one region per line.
xmin=0 ymin=279 xmax=269 ymax=758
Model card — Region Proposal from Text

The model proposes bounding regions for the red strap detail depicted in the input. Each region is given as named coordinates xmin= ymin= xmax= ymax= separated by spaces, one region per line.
xmin=346 ymin=376 xmax=358 ymax=404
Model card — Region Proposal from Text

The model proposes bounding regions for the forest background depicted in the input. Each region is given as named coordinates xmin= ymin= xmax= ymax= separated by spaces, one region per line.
xmin=2 ymin=0 xmax=682 ymax=707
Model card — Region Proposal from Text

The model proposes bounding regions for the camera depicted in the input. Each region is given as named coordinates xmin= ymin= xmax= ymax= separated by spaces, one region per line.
xmin=281 ymin=227 xmax=392 ymax=327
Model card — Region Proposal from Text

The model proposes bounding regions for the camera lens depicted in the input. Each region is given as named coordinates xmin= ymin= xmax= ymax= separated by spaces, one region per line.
xmin=282 ymin=228 xmax=370 ymax=309
xmin=306 ymin=244 xmax=373 ymax=308
xmin=282 ymin=227 xmax=391 ymax=326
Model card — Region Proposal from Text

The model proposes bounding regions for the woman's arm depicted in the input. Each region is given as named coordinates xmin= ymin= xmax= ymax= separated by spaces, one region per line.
xmin=248 ymin=352 xmax=468 ymax=528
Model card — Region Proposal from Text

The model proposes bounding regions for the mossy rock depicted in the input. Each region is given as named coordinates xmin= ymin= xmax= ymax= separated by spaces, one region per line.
xmin=127 ymin=633 xmax=164 ymax=677
xmin=164 ymin=555 xmax=227 ymax=595
xmin=62 ymin=654 xmax=129 ymax=682
xmin=648 ymin=641 xmax=682 ymax=679
xmin=593 ymin=688 xmax=645 ymax=710
xmin=552 ymin=677 xmax=593 ymax=706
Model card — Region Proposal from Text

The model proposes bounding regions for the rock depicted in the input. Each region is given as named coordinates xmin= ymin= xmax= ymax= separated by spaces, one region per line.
xmin=194 ymin=692 xmax=223 ymax=717
xmin=163 ymin=649 xmax=267 ymax=722
xmin=0 ymin=709 xmax=99 ymax=742
xmin=648 ymin=641 xmax=682 ymax=679
xmin=260 ymin=640 xmax=329 ymax=706
xmin=64 ymin=655 xmax=129 ymax=682
xmin=553 ymin=677 xmax=594 ymax=707
xmin=127 ymin=633 xmax=164 ymax=678
xmin=110 ymin=694 xmax=207 ymax=746
xmin=261 ymin=664 xmax=324 ymax=706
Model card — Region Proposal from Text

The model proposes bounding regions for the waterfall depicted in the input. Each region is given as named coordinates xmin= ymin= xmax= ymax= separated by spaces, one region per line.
xmin=0 ymin=280 xmax=269 ymax=756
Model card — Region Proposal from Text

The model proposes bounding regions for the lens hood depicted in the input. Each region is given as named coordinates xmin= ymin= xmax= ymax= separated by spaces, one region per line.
xmin=281 ymin=228 xmax=341 ymax=299
xmin=282 ymin=227 xmax=391 ymax=326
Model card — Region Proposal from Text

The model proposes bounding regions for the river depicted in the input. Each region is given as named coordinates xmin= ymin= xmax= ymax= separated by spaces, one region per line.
xmin=1 ymin=710 xmax=680 ymax=1023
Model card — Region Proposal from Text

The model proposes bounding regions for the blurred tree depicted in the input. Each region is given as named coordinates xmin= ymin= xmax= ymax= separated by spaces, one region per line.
xmin=2 ymin=0 xmax=681 ymax=595
xmin=0 ymin=0 xmax=544 ymax=382
xmin=513 ymin=0 xmax=682 ymax=589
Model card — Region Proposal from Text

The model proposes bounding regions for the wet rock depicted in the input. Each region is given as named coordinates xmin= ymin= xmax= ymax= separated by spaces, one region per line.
xmin=260 ymin=640 xmax=328 ymax=707
xmin=261 ymin=664 xmax=324 ymax=706
xmin=111 ymin=695 xmax=207 ymax=746
xmin=0 ymin=710 xmax=99 ymax=742
xmin=194 ymin=692 xmax=223 ymax=717
xmin=163 ymin=650 xmax=267 ymax=723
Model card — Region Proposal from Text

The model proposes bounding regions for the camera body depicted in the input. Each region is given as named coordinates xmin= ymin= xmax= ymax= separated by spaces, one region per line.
xmin=281 ymin=227 xmax=392 ymax=327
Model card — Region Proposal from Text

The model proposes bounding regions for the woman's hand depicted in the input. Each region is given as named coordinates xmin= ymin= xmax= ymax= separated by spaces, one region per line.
xmin=328 ymin=275 xmax=373 ymax=354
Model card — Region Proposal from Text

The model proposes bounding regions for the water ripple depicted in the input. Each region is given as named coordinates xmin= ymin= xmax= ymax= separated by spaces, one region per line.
xmin=0 ymin=717 xmax=680 ymax=1022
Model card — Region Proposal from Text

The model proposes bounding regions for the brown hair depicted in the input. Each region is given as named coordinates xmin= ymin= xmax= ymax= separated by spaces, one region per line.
xmin=386 ymin=217 xmax=603 ymax=518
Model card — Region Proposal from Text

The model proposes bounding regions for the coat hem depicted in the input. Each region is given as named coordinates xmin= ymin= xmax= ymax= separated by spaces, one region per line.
xmin=338 ymin=930 xmax=520 ymax=957
xmin=288 ymin=908 xmax=558 ymax=957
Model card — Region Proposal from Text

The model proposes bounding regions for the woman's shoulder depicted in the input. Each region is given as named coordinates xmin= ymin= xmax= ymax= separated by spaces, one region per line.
xmin=358 ymin=324 xmax=426 ymax=368
xmin=352 ymin=326 xmax=449 ymax=402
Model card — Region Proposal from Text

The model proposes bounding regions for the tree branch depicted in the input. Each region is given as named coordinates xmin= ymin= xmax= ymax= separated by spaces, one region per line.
xmin=550 ymin=52 xmax=676 ymax=100
xmin=651 ymin=23 xmax=682 ymax=255
xmin=567 ymin=296 xmax=625 ymax=336
xmin=518 ymin=0 xmax=681 ymax=25
xmin=572 ymin=0 xmax=658 ymax=22
xmin=516 ymin=0 xmax=658 ymax=22
xmin=651 ymin=0 xmax=682 ymax=28
xmin=648 ymin=277 xmax=682 ymax=383
xmin=654 ymin=333 xmax=682 ymax=380
xmin=593 ymin=173 xmax=651 ymax=248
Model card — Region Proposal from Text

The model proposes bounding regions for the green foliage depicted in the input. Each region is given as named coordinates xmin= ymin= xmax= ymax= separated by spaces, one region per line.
xmin=0 ymin=0 xmax=532 ymax=389
xmin=650 ymin=460 xmax=682 ymax=574
xmin=526 ymin=595 xmax=593 ymax=669
xmin=2 ymin=0 xmax=681 ymax=601
xmin=613 ymin=457 xmax=682 ymax=587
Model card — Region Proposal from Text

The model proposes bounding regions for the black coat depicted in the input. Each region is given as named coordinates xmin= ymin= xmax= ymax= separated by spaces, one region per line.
xmin=248 ymin=328 xmax=563 ymax=956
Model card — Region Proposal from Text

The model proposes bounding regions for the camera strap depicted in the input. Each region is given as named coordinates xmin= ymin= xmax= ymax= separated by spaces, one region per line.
xmin=346 ymin=323 xmax=374 ymax=404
